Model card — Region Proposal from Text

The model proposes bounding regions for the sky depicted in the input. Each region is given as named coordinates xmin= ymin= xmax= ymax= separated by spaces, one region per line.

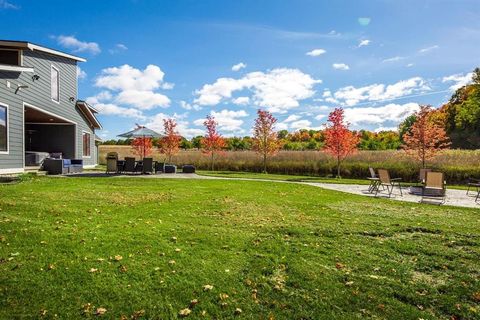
xmin=1 ymin=0 xmax=480 ymax=139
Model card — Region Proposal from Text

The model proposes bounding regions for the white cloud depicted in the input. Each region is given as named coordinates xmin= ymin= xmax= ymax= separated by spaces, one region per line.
xmin=54 ymin=35 xmax=101 ymax=55
xmin=382 ymin=56 xmax=405 ymax=63
xmin=419 ymin=45 xmax=439 ymax=54
xmin=314 ymin=114 xmax=326 ymax=120
xmin=306 ymin=48 xmax=326 ymax=57
xmin=358 ymin=39 xmax=370 ymax=47
xmin=333 ymin=77 xmax=429 ymax=107
xmin=94 ymin=64 xmax=171 ymax=110
xmin=194 ymin=109 xmax=248 ymax=132
xmin=0 ymin=0 xmax=19 ymax=9
xmin=89 ymin=102 xmax=145 ymax=120
xmin=179 ymin=100 xmax=201 ymax=111
xmin=76 ymin=66 xmax=87 ymax=80
xmin=290 ymin=120 xmax=312 ymax=130
xmin=232 ymin=96 xmax=250 ymax=105
xmin=332 ymin=63 xmax=350 ymax=71
xmin=144 ymin=113 xmax=204 ymax=138
xmin=194 ymin=68 xmax=321 ymax=113
xmin=442 ymin=72 xmax=473 ymax=91
xmin=283 ymin=114 xmax=301 ymax=123
xmin=406 ymin=63 xmax=414 ymax=68
xmin=109 ymin=43 xmax=128 ymax=54
xmin=344 ymin=103 xmax=420 ymax=127
xmin=374 ymin=126 xmax=398 ymax=132
xmin=232 ymin=62 xmax=247 ymax=71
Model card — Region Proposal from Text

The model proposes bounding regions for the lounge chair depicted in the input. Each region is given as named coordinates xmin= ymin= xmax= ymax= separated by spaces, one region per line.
xmin=419 ymin=168 xmax=432 ymax=184
xmin=123 ymin=157 xmax=137 ymax=174
xmin=421 ymin=172 xmax=446 ymax=204
xmin=367 ymin=167 xmax=379 ymax=193
xmin=375 ymin=169 xmax=402 ymax=198
xmin=142 ymin=158 xmax=154 ymax=174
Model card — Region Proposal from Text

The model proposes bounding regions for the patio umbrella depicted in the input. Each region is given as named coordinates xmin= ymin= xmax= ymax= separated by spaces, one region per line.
xmin=118 ymin=126 xmax=162 ymax=158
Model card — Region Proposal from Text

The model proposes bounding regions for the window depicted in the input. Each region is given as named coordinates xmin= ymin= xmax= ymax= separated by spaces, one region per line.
xmin=0 ymin=105 xmax=7 ymax=152
xmin=51 ymin=66 xmax=59 ymax=102
xmin=0 ymin=50 xmax=20 ymax=66
xmin=83 ymin=132 xmax=91 ymax=157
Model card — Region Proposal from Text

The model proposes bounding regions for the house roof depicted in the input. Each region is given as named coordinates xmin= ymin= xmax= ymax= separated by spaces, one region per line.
xmin=76 ymin=101 xmax=102 ymax=130
xmin=0 ymin=40 xmax=86 ymax=62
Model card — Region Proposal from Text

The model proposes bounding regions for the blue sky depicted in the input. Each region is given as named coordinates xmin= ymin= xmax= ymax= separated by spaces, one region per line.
xmin=2 ymin=0 xmax=479 ymax=139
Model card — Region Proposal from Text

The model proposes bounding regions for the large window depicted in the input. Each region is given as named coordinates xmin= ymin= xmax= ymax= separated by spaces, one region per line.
xmin=83 ymin=132 xmax=91 ymax=157
xmin=0 ymin=105 xmax=7 ymax=152
xmin=51 ymin=65 xmax=59 ymax=102
xmin=0 ymin=50 xmax=20 ymax=66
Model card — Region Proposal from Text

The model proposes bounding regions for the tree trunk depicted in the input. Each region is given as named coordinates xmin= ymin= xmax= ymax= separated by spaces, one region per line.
xmin=211 ymin=152 xmax=214 ymax=171
xmin=263 ymin=153 xmax=267 ymax=174
xmin=337 ymin=157 xmax=341 ymax=178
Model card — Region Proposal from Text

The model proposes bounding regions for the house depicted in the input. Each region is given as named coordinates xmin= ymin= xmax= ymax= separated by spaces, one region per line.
xmin=0 ymin=40 xmax=102 ymax=174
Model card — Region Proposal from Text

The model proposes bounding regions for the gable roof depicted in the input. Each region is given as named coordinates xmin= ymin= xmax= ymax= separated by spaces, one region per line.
xmin=0 ymin=40 xmax=86 ymax=62
xmin=76 ymin=101 xmax=102 ymax=129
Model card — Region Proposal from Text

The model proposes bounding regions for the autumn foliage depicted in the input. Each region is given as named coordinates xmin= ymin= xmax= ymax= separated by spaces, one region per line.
xmin=131 ymin=137 xmax=153 ymax=158
xmin=323 ymin=108 xmax=360 ymax=177
xmin=159 ymin=118 xmax=181 ymax=162
xmin=252 ymin=109 xmax=280 ymax=173
xmin=201 ymin=115 xmax=226 ymax=170
xmin=402 ymin=105 xmax=451 ymax=168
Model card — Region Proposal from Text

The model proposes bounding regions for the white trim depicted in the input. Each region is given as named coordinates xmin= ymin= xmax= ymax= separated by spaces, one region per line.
xmin=0 ymin=167 xmax=24 ymax=174
xmin=25 ymin=122 xmax=73 ymax=125
xmin=27 ymin=43 xmax=86 ymax=62
xmin=0 ymin=64 xmax=34 ymax=73
xmin=50 ymin=65 xmax=60 ymax=104
xmin=0 ymin=102 xmax=8 ymax=154
xmin=82 ymin=130 xmax=92 ymax=158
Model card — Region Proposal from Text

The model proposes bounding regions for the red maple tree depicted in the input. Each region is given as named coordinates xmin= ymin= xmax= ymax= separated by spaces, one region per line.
xmin=323 ymin=108 xmax=360 ymax=178
xmin=131 ymin=137 xmax=153 ymax=159
xmin=402 ymin=105 xmax=451 ymax=168
xmin=252 ymin=109 xmax=280 ymax=173
xmin=159 ymin=118 xmax=181 ymax=163
xmin=201 ymin=115 xmax=226 ymax=171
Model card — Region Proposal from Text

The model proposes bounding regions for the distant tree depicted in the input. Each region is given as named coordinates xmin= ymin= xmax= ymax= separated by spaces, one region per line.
xmin=402 ymin=105 xmax=451 ymax=168
xmin=473 ymin=67 xmax=480 ymax=85
xmin=252 ymin=109 xmax=280 ymax=173
xmin=323 ymin=108 xmax=360 ymax=178
xmin=201 ymin=116 xmax=226 ymax=171
xmin=191 ymin=136 xmax=203 ymax=150
xmin=180 ymin=138 xmax=193 ymax=150
xmin=131 ymin=137 xmax=153 ymax=158
xmin=277 ymin=129 xmax=289 ymax=139
xmin=399 ymin=114 xmax=417 ymax=142
xmin=158 ymin=118 xmax=181 ymax=163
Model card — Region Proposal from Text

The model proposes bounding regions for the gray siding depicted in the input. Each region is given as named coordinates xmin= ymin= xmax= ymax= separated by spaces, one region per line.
xmin=0 ymin=49 xmax=97 ymax=171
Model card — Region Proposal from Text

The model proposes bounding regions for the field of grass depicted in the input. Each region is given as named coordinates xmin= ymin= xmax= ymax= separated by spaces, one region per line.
xmin=1 ymin=177 xmax=479 ymax=319
xmin=99 ymin=146 xmax=480 ymax=184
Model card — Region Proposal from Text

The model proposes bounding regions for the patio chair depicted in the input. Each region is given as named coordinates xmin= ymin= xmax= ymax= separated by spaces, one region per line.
xmin=123 ymin=157 xmax=137 ymax=174
xmin=375 ymin=169 xmax=402 ymax=198
xmin=142 ymin=158 xmax=154 ymax=174
xmin=367 ymin=167 xmax=379 ymax=193
xmin=419 ymin=168 xmax=432 ymax=184
xmin=421 ymin=172 xmax=446 ymax=204
xmin=466 ymin=178 xmax=480 ymax=195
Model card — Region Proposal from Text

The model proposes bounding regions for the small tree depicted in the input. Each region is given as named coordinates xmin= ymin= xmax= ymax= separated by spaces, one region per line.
xmin=131 ymin=137 xmax=153 ymax=158
xmin=252 ymin=109 xmax=280 ymax=173
xmin=403 ymin=105 xmax=451 ymax=168
xmin=159 ymin=118 xmax=181 ymax=163
xmin=201 ymin=115 xmax=226 ymax=171
xmin=323 ymin=108 xmax=360 ymax=178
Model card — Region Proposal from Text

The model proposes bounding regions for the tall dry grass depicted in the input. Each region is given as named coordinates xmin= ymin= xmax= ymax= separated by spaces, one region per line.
xmin=99 ymin=146 xmax=480 ymax=183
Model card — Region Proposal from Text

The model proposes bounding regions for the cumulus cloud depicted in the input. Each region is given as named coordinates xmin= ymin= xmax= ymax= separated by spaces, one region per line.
xmin=232 ymin=96 xmax=250 ymax=105
xmin=54 ymin=35 xmax=101 ymax=55
xmin=194 ymin=68 xmax=321 ymax=113
xmin=344 ymin=103 xmax=420 ymax=127
xmin=306 ymin=48 xmax=326 ymax=57
xmin=76 ymin=66 xmax=87 ymax=80
xmin=179 ymin=100 xmax=201 ymax=111
xmin=290 ymin=119 xmax=313 ymax=130
xmin=94 ymin=64 xmax=171 ymax=109
xmin=332 ymin=63 xmax=350 ymax=70
xmin=194 ymin=109 xmax=249 ymax=132
xmin=109 ymin=43 xmax=128 ymax=54
xmin=144 ymin=113 xmax=204 ymax=137
xmin=442 ymin=72 xmax=473 ymax=90
xmin=358 ymin=39 xmax=370 ymax=47
xmin=333 ymin=77 xmax=429 ymax=107
xmin=283 ymin=114 xmax=301 ymax=123
xmin=232 ymin=62 xmax=247 ymax=71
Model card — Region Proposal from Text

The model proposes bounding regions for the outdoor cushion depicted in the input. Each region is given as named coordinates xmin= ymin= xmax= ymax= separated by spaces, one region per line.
xmin=164 ymin=164 xmax=177 ymax=174
xmin=182 ymin=165 xmax=196 ymax=173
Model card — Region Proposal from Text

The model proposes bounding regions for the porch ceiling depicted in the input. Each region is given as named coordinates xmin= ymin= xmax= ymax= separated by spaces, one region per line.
xmin=24 ymin=107 xmax=71 ymax=124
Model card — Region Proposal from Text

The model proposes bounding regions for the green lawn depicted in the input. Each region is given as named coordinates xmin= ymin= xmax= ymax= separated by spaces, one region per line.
xmin=1 ymin=176 xmax=479 ymax=319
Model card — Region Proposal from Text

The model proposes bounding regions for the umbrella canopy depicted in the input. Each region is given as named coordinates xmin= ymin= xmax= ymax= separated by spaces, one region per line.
xmin=118 ymin=126 xmax=162 ymax=138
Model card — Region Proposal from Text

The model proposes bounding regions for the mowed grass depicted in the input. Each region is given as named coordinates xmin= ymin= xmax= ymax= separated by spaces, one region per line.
xmin=0 ymin=177 xmax=479 ymax=319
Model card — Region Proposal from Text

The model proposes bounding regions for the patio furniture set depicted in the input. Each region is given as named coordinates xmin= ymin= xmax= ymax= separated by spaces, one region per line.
xmin=367 ymin=167 xmax=479 ymax=204
xmin=105 ymin=153 xmax=195 ymax=175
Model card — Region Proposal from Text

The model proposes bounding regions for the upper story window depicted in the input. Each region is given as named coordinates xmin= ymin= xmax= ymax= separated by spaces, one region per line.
xmin=51 ymin=65 xmax=60 ymax=102
xmin=83 ymin=132 xmax=91 ymax=157
xmin=0 ymin=50 xmax=20 ymax=66
xmin=0 ymin=104 xmax=7 ymax=152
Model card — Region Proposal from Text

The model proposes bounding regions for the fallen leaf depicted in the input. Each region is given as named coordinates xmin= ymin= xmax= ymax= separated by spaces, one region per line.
xmin=114 ymin=255 xmax=123 ymax=261
xmin=190 ymin=299 xmax=199 ymax=308
xmin=335 ymin=262 xmax=345 ymax=270
xmin=96 ymin=307 xmax=107 ymax=315
xmin=175 ymin=248 xmax=181 ymax=252
xmin=178 ymin=308 xmax=191 ymax=317
xmin=219 ymin=293 xmax=229 ymax=300
xmin=203 ymin=284 xmax=214 ymax=291
xmin=118 ymin=265 xmax=127 ymax=273
xmin=234 ymin=308 xmax=242 ymax=315
xmin=169 ymin=260 xmax=176 ymax=265
xmin=89 ymin=268 xmax=98 ymax=273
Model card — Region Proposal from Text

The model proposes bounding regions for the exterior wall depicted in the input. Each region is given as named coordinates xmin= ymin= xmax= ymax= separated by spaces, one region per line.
xmin=0 ymin=49 xmax=96 ymax=172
